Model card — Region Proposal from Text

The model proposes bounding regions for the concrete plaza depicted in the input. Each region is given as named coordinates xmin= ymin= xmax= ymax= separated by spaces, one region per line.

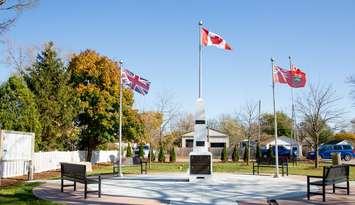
xmin=33 ymin=173 xmax=354 ymax=204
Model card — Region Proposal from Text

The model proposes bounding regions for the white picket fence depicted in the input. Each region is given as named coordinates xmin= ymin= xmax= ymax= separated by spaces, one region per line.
xmin=1 ymin=150 xmax=119 ymax=178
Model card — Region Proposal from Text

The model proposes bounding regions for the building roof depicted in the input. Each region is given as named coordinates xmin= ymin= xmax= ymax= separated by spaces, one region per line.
xmin=324 ymin=139 xmax=351 ymax=145
xmin=182 ymin=128 xmax=228 ymax=138
xmin=265 ymin=136 xmax=298 ymax=145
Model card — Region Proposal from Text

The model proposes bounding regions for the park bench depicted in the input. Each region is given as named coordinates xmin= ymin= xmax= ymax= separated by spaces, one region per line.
xmin=252 ymin=159 xmax=289 ymax=176
xmin=60 ymin=162 xmax=101 ymax=199
xmin=113 ymin=156 xmax=148 ymax=175
xmin=307 ymin=164 xmax=350 ymax=202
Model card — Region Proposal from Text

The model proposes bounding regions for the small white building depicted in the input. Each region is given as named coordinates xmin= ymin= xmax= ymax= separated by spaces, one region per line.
xmin=181 ymin=129 xmax=229 ymax=148
xmin=264 ymin=136 xmax=302 ymax=156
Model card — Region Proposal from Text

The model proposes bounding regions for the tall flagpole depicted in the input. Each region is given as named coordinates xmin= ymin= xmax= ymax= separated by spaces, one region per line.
xmin=118 ymin=60 xmax=124 ymax=177
xmin=198 ymin=20 xmax=203 ymax=98
xmin=271 ymin=58 xmax=280 ymax=178
xmin=289 ymin=56 xmax=299 ymax=159
xmin=289 ymin=56 xmax=295 ymax=158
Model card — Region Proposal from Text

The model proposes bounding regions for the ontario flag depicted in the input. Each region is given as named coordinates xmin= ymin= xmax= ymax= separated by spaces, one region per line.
xmin=201 ymin=27 xmax=232 ymax=51
xmin=121 ymin=69 xmax=151 ymax=95
xmin=273 ymin=66 xmax=306 ymax=88
xmin=289 ymin=66 xmax=306 ymax=88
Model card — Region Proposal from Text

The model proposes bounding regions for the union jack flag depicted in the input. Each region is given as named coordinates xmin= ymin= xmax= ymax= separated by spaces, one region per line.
xmin=121 ymin=69 xmax=151 ymax=95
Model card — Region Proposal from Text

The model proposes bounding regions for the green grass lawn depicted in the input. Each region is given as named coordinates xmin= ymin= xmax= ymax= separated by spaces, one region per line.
xmin=0 ymin=182 xmax=59 ymax=205
xmin=93 ymin=161 xmax=355 ymax=180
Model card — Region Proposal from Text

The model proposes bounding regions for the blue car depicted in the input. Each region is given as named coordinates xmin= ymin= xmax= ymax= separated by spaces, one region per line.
xmin=261 ymin=145 xmax=297 ymax=159
xmin=306 ymin=144 xmax=355 ymax=161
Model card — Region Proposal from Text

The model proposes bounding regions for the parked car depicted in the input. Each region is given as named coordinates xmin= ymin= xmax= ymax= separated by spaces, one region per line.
xmin=306 ymin=144 xmax=355 ymax=161
xmin=261 ymin=145 xmax=297 ymax=159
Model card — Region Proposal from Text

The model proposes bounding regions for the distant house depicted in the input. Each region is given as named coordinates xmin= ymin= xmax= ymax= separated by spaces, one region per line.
xmin=263 ymin=136 xmax=303 ymax=157
xmin=181 ymin=129 xmax=229 ymax=148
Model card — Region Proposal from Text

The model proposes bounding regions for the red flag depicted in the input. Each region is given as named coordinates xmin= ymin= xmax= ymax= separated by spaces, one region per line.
xmin=201 ymin=27 xmax=232 ymax=50
xmin=288 ymin=66 xmax=306 ymax=88
xmin=273 ymin=66 xmax=290 ymax=84
xmin=273 ymin=65 xmax=306 ymax=88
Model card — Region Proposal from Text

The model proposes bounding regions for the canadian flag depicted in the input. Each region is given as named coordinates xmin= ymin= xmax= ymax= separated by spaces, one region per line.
xmin=201 ymin=27 xmax=232 ymax=51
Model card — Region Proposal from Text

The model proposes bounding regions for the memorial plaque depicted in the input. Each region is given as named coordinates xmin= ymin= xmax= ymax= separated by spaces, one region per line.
xmin=190 ymin=155 xmax=211 ymax=175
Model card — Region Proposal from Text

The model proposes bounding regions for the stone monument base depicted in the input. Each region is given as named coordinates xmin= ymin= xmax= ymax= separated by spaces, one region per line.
xmin=189 ymin=150 xmax=212 ymax=180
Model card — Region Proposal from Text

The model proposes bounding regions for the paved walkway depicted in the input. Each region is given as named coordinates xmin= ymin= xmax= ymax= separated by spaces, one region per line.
xmin=33 ymin=181 xmax=164 ymax=205
xmin=33 ymin=173 xmax=355 ymax=205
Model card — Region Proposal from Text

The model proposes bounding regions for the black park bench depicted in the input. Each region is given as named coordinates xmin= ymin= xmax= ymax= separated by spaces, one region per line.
xmin=60 ymin=162 xmax=101 ymax=199
xmin=113 ymin=156 xmax=148 ymax=175
xmin=252 ymin=159 xmax=289 ymax=176
xmin=307 ymin=164 xmax=350 ymax=202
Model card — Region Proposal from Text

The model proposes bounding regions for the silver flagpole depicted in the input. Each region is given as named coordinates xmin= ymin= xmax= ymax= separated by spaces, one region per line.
xmin=289 ymin=56 xmax=295 ymax=159
xmin=271 ymin=58 xmax=280 ymax=178
xmin=198 ymin=20 xmax=203 ymax=98
xmin=118 ymin=60 xmax=124 ymax=177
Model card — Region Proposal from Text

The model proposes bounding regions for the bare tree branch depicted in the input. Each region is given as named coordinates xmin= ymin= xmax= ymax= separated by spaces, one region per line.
xmin=348 ymin=75 xmax=355 ymax=107
xmin=155 ymin=91 xmax=181 ymax=143
xmin=296 ymin=84 xmax=344 ymax=168
xmin=0 ymin=0 xmax=38 ymax=34
xmin=237 ymin=101 xmax=258 ymax=165
xmin=2 ymin=38 xmax=38 ymax=73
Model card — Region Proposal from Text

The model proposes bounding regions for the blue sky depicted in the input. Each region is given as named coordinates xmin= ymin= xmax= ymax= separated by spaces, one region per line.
xmin=0 ymin=0 xmax=354 ymax=124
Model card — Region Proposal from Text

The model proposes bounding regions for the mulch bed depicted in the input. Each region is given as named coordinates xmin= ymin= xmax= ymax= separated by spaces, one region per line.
xmin=0 ymin=162 xmax=113 ymax=187
xmin=0 ymin=170 xmax=60 ymax=187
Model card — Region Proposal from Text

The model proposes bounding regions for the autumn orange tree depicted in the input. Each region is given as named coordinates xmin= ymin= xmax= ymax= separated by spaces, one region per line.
xmin=141 ymin=111 xmax=163 ymax=145
xmin=68 ymin=50 xmax=143 ymax=161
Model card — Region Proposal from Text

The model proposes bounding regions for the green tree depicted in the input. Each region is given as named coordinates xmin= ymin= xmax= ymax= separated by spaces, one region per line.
xmin=261 ymin=112 xmax=292 ymax=137
xmin=148 ymin=147 xmax=155 ymax=162
xmin=221 ymin=146 xmax=228 ymax=162
xmin=231 ymin=145 xmax=239 ymax=162
xmin=24 ymin=42 xmax=79 ymax=151
xmin=267 ymin=146 xmax=274 ymax=160
xmin=158 ymin=144 xmax=165 ymax=162
xmin=169 ymin=147 xmax=176 ymax=163
xmin=138 ymin=144 xmax=144 ymax=158
xmin=68 ymin=49 xmax=143 ymax=161
xmin=126 ymin=143 xmax=132 ymax=157
xmin=243 ymin=146 xmax=249 ymax=163
xmin=0 ymin=76 xmax=42 ymax=150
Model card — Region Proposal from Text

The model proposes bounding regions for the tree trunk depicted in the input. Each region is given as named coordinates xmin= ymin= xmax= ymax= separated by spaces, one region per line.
xmin=314 ymin=134 xmax=319 ymax=168
xmin=247 ymin=136 xmax=250 ymax=166
xmin=86 ymin=140 xmax=98 ymax=162
xmin=86 ymin=146 xmax=93 ymax=162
